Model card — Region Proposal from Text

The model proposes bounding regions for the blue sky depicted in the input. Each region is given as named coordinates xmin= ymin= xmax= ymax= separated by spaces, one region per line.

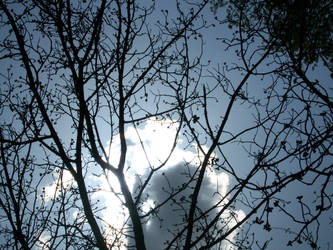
xmin=0 ymin=0 xmax=332 ymax=249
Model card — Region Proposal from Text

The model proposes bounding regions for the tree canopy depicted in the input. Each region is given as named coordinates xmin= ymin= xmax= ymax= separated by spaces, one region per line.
xmin=0 ymin=0 xmax=332 ymax=249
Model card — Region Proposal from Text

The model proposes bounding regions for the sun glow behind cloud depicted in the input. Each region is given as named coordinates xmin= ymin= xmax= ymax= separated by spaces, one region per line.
xmin=106 ymin=119 xmax=203 ymax=174
xmin=98 ymin=118 xmax=244 ymax=249
xmin=42 ymin=118 xmax=244 ymax=249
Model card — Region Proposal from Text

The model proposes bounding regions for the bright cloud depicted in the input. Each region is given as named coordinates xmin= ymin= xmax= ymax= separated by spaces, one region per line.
xmin=36 ymin=233 xmax=51 ymax=250
xmin=97 ymin=118 xmax=243 ymax=249
xmin=106 ymin=119 xmax=203 ymax=175
xmin=41 ymin=118 xmax=244 ymax=249
xmin=44 ymin=169 xmax=74 ymax=201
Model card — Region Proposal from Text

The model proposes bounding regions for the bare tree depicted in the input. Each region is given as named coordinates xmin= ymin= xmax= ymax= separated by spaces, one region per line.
xmin=0 ymin=0 xmax=332 ymax=249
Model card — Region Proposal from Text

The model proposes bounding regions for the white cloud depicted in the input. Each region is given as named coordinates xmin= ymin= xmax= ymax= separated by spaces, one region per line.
xmin=36 ymin=232 xmax=51 ymax=250
xmin=43 ymin=169 xmax=74 ymax=201
xmin=133 ymin=162 xmax=238 ymax=249
xmin=40 ymin=118 xmax=244 ymax=249
xmin=106 ymin=119 xmax=200 ymax=175
xmin=99 ymin=118 xmax=244 ymax=249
